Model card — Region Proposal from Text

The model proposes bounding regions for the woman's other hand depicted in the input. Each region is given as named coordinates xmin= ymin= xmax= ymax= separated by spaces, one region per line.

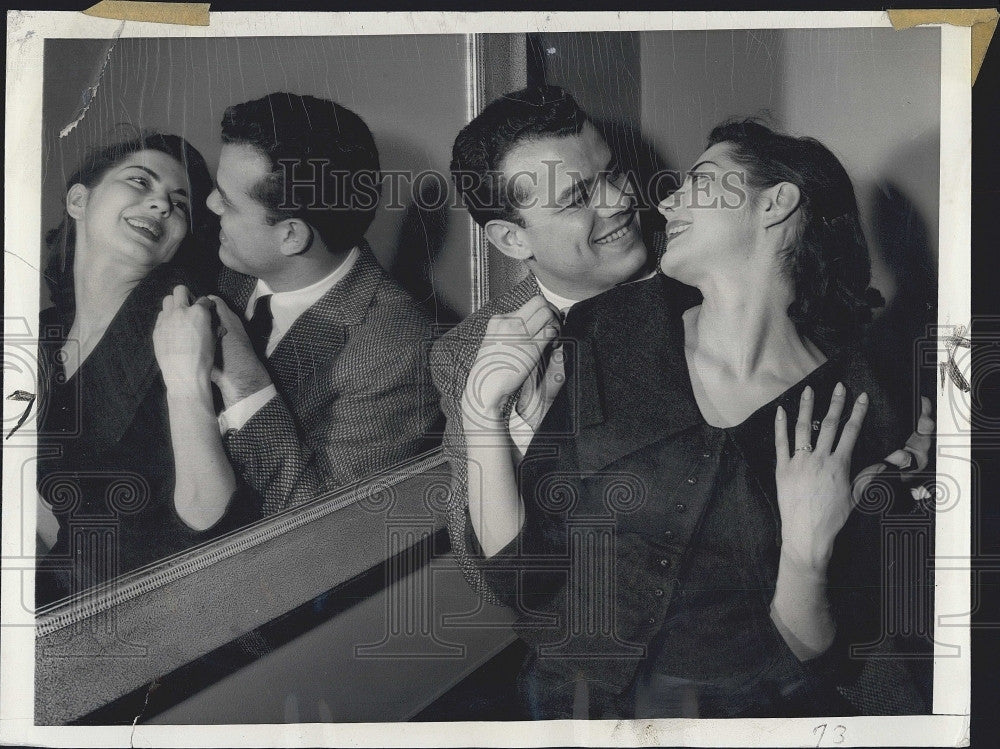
xmin=895 ymin=395 xmax=935 ymax=475
xmin=204 ymin=295 xmax=273 ymax=409
xmin=153 ymin=285 xmax=216 ymax=397
xmin=774 ymin=383 xmax=869 ymax=572
xmin=462 ymin=295 xmax=562 ymax=429
xmin=852 ymin=396 xmax=935 ymax=507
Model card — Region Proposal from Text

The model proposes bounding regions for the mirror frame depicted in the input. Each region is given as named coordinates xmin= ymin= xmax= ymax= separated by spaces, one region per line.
xmin=31 ymin=30 xmax=528 ymax=725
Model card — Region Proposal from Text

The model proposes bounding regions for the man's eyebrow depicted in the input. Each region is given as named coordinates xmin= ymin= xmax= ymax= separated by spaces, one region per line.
xmin=557 ymin=173 xmax=595 ymax=204
xmin=123 ymin=164 xmax=188 ymax=197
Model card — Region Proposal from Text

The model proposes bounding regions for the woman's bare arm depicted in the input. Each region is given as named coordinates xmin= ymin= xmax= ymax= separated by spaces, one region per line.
xmin=461 ymin=296 xmax=563 ymax=557
xmin=153 ymin=286 xmax=236 ymax=532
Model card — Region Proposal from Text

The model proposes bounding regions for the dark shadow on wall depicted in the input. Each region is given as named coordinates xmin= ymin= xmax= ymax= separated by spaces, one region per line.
xmin=861 ymin=126 xmax=940 ymax=416
xmin=373 ymin=134 xmax=461 ymax=328
xmin=865 ymin=181 xmax=938 ymax=411
xmin=863 ymin=182 xmax=938 ymax=714
xmin=390 ymin=177 xmax=461 ymax=328
xmin=862 ymin=176 xmax=938 ymax=711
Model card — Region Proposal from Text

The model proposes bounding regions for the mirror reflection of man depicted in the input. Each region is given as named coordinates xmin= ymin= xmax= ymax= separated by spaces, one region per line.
xmin=431 ymin=85 xmax=656 ymax=595
xmin=156 ymin=92 xmax=441 ymax=520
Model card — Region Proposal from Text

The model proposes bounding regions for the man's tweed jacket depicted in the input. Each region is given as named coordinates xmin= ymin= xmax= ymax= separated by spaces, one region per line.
xmin=218 ymin=240 xmax=442 ymax=516
xmin=429 ymin=274 xmax=542 ymax=602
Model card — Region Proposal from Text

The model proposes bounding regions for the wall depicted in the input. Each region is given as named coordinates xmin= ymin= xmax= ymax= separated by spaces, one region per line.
xmin=42 ymin=36 xmax=477 ymax=322
xmin=640 ymin=29 xmax=787 ymax=178
xmin=639 ymin=27 xmax=941 ymax=310
xmin=777 ymin=27 xmax=941 ymax=307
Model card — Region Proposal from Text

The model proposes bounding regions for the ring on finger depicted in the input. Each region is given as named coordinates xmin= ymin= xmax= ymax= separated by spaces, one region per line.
xmin=795 ymin=445 xmax=814 ymax=452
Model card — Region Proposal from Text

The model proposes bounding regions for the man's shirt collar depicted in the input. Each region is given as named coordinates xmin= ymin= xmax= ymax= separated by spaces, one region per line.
xmin=534 ymin=269 xmax=659 ymax=316
xmin=245 ymin=245 xmax=360 ymax=355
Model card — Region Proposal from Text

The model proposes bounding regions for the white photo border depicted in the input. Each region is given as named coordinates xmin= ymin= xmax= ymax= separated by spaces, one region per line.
xmin=3 ymin=10 xmax=970 ymax=748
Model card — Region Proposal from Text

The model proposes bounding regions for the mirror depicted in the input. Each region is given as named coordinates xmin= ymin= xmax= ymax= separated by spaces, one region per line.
xmin=32 ymin=34 xmax=514 ymax=610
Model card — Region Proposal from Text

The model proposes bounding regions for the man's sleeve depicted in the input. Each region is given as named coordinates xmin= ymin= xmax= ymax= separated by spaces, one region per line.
xmin=431 ymin=333 xmax=576 ymax=610
xmin=429 ymin=335 xmax=504 ymax=601
xmin=218 ymin=385 xmax=277 ymax=434
xmin=222 ymin=390 xmax=344 ymax=514
xmin=225 ymin=331 xmax=440 ymax=516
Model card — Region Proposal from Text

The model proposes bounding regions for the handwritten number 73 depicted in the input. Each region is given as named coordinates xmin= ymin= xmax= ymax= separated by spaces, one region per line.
xmin=813 ymin=723 xmax=846 ymax=746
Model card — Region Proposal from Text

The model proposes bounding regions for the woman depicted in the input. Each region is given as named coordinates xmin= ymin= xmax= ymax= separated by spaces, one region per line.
xmin=461 ymin=120 xmax=932 ymax=718
xmin=36 ymin=131 xmax=238 ymax=607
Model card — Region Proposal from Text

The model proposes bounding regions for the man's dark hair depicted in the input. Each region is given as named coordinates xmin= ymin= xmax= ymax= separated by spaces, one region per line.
xmin=220 ymin=92 xmax=381 ymax=254
xmin=450 ymin=85 xmax=588 ymax=228
xmin=708 ymin=118 xmax=884 ymax=353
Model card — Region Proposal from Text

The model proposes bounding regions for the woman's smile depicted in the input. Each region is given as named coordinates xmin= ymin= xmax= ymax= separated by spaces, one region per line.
xmin=124 ymin=215 xmax=165 ymax=243
xmin=665 ymin=220 xmax=692 ymax=243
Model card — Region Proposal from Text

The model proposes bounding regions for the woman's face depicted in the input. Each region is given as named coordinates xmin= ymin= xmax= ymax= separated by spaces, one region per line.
xmin=656 ymin=142 xmax=758 ymax=286
xmin=69 ymin=149 xmax=192 ymax=268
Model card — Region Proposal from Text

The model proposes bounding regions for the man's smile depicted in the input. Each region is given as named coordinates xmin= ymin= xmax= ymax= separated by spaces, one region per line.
xmin=594 ymin=211 xmax=636 ymax=245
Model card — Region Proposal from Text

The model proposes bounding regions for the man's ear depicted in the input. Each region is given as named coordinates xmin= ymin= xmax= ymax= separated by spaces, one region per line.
xmin=760 ymin=182 xmax=801 ymax=229
xmin=484 ymin=219 xmax=532 ymax=261
xmin=66 ymin=184 xmax=89 ymax=221
xmin=276 ymin=218 xmax=315 ymax=257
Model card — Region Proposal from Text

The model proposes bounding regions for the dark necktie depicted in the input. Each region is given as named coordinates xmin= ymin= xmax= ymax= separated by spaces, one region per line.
xmin=246 ymin=294 xmax=273 ymax=360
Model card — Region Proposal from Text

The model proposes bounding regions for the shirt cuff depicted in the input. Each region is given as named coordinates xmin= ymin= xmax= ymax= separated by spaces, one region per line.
xmin=218 ymin=385 xmax=277 ymax=434
xmin=507 ymin=407 xmax=536 ymax=462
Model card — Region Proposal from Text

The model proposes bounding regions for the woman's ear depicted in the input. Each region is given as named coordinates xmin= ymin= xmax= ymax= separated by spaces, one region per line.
xmin=66 ymin=184 xmax=89 ymax=221
xmin=761 ymin=182 xmax=801 ymax=228
xmin=277 ymin=218 xmax=315 ymax=257
xmin=484 ymin=219 xmax=532 ymax=261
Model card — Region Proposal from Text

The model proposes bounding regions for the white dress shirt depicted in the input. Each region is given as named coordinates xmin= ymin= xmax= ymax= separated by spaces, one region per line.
xmin=218 ymin=246 xmax=360 ymax=433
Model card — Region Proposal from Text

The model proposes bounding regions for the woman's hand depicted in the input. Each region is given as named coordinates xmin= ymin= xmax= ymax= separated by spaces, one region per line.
xmin=774 ymin=383 xmax=869 ymax=571
xmin=155 ymin=287 xmax=238 ymax=532
xmin=152 ymin=285 xmax=218 ymax=398
xmin=204 ymin=295 xmax=273 ymax=410
xmin=852 ymin=396 xmax=935 ymax=505
xmin=890 ymin=395 xmax=935 ymax=476
xmin=516 ymin=341 xmax=566 ymax=433
xmin=462 ymin=295 xmax=562 ymax=430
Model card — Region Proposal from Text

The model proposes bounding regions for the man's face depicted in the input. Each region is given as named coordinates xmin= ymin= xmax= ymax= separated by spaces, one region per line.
xmin=207 ymin=143 xmax=282 ymax=278
xmin=499 ymin=122 xmax=648 ymax=300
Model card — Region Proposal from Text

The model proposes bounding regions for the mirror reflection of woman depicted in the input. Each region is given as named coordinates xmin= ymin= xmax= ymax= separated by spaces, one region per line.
xmin=462 ymin=120 xmax=933 ymax=718
xmin=36 ymin=132 xmax=237 ymax=607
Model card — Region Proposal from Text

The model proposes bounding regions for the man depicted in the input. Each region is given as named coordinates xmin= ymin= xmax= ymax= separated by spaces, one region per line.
xmin=159 ymin=92 xmax=441 ymax=518
xmin=430 ymin=85 xmax=656 ymax=597
xmin=433 ymin=86 xmax=935 ymax=719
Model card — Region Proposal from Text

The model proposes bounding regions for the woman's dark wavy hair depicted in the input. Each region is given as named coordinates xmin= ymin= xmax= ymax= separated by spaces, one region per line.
xmin=707 ymin=119 xmax=884 ymax=354
xmin=44 ymin=128 xmax=219 ymax=314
